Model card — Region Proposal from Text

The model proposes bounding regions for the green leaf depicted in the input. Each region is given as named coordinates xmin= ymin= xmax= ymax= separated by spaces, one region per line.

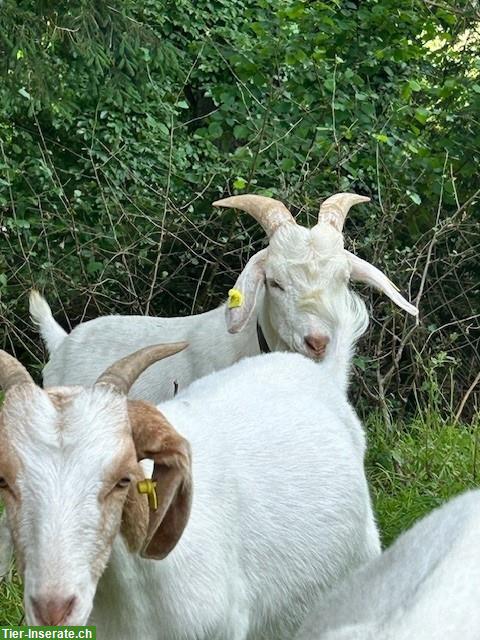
xmin=12 ymin=219 xmax=30 ymax=229
xmin=233 ymin=177 xmax=247 ymax=190
xmin=208 ymin=122 xmax=223 ymax=139
xmin=140 ymin=47 xmax=151 ymax=62
xmin=281 ymin=157 xmax=295 ymax=171
xmin=353 ymin=355 xmax=368 ymax=371
xmin=414 ymin=108 xmax=430 ymax=124
xmin=284 ymin=3 xmax=305 ymax=19
xmin=407 ymin=191 xmax=422 ymax=205
xmin=18 ymin=87 xmax=31 ymax=99
xmin=87 ymin=260 xmax=103 ymax=274
xmin=158 ymin=123 xmax=170 ymax=137
xmin=401 ymin=83 xmax=412 ymax=100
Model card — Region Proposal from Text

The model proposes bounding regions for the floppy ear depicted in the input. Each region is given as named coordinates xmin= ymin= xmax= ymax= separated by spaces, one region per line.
xmin=226 ymin=248 xmax=267 ymax=333
xmin=120 ymin=465 xmax=149 ymax=553
xmin=128 ymin=400 xmax=192 ymax=560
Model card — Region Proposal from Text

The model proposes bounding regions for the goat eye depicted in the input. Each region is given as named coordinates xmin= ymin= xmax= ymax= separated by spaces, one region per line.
xmin=116 ymin=477 xmax=131 ymax=489
xmin=268 ymin=279 xmax=285 ymax=291
xmin=0 ymin=478 xmax=8 ymax=489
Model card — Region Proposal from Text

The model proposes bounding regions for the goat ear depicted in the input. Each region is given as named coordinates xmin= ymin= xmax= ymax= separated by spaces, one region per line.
xmin=128 ymin=400 xmax=192 ymax=560
xmin=120 ymin=466 xmax=149 ymax=553
xmin=226 ymin=248 xmax=267 ymax=333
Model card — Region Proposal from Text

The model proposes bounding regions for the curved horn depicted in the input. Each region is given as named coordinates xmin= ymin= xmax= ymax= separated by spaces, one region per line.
xmin=346 ymin=251 xmax=419 ymax=316
xmin=213 ymin=195 xmax=296 ymax=238
xmin=318 ymin=193 xmax=370 ymax=232
xmin=96 ymin=342 xmax=188 ymax=395
xmin=0 ymin=350 xmax=34 ymax=393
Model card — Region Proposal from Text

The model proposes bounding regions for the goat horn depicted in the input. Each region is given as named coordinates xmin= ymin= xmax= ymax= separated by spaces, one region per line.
xmin=346 ymin=251 xmax=419 ymax=316
xmin=96 ymin=343 xmax=188 ymax=395
xmin=0 ymin=350 xmax=34 ymax=392
xmin=213 ymin=195 xmax=296 ymax=238
xmin=318 ymin=193 xmax=370 ymax=232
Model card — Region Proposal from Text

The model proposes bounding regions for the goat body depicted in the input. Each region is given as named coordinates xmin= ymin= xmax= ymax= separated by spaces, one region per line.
xmin=92 ymin=352 xmax=380 ymax=638
xmin=295 ymin=490 xmax=480 ymax=640
xmin=32 ymin=295 xmax=259 ymax=403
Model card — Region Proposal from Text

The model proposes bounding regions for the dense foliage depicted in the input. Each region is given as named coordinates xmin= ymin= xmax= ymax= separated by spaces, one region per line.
xmin=0 ymin=0 xmax=479 ymax=420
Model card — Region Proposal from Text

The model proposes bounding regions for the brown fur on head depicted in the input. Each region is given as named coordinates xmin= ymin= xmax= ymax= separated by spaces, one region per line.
xmin=0 ymin=389 xmax=192 ymax=567
xmin=120 ymin=465 xmax=150 ymax=553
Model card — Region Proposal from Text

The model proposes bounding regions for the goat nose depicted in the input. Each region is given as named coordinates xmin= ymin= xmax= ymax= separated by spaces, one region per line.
xmin=304 ymin=334 xmax=330 ymax=355
xmin=31 ymin=595 xmax=76 ymax=625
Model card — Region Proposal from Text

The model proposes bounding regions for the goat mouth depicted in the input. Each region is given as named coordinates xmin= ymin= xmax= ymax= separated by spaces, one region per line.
xmin=303 ymin=345 xmax=327 ymax=360
xmin=25 ymin=596 xmax=92 ymax=628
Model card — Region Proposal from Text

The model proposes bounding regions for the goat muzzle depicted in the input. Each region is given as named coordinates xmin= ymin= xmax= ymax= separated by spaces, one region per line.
xmin=31 ymin=594 xmax=76 ymax=626
xmin=304 ymin=334 xmax=330 ymax=359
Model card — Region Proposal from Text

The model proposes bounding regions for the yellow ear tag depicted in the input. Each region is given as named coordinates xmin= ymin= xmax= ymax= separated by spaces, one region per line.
xmin=137 ymin=478 xmax=158 ymax=511
xmin=228 ymin=288 xmax=244 ymax=309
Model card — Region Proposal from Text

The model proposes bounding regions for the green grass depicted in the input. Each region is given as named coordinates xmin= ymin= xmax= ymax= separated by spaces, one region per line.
xmin=0 ymin=502 xmax=23 ymax=625
xmin=0 ymin=412 xmax=478 ymax=624
xmin=367 ymin=412 xmax=479 ymax=546
xmin=0 ymin=564 xmax=23 ymax=625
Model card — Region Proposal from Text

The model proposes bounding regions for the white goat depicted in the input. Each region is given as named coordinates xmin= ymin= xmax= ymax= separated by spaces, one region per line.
xmin=295 ymin=490 xmax=480 ymax=640
xmin=31 ymin=193 xmax=417 ymax=403
xmin=0 ymin=341 xmax=380 ymax=638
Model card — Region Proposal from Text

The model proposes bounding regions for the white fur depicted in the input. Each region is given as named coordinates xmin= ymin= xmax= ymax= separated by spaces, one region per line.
xmin=295 ymin=490 xmax=480 ymax=640
xmin=30 ymin=290 xmax=68 ymax=352
xmin=32 ymin=222 xmax=371 ymax=403
xmin=1 ymin=351 xmax=380 ymax=638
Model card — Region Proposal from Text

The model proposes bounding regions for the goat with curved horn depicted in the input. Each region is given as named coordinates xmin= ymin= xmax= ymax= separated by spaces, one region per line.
xmin=213 ymin=194 xmax=296 ymax=238
xmin=27 ymin=190 xmax=415 ymax=414
xmin=0 ymin=350 xmax=34 ymax=392
xmin=318 ymin=193 xmax=371 ymax=232
xmin=96 ymin=342 xmax=188 ymax=395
